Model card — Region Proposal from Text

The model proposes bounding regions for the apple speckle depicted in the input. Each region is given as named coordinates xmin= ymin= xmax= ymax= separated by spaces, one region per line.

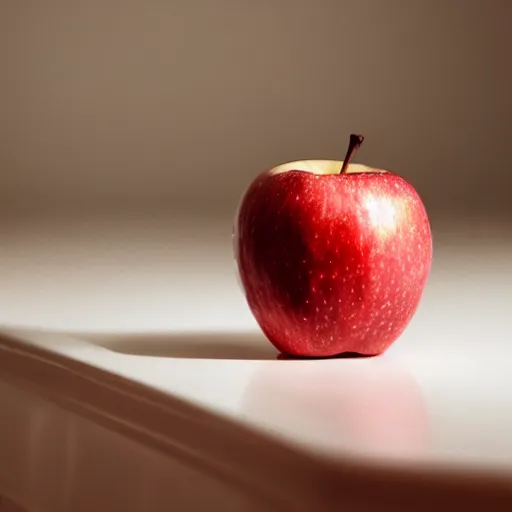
xmin=235 ymin=166 xmax=432 ymax=358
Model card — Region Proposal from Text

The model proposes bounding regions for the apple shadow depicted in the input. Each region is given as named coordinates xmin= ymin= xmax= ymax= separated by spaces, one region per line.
xmin=277 ymin=352 xmax=375 ymax=361
xmin=79 ymin=330 xmax=383 ymax=361
xmin=82 ymin=331 xmax=279 ymax=360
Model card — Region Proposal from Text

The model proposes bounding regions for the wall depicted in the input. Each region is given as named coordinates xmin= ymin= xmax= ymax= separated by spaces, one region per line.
xmin=1 ymin=1 xmax=511 ymax=223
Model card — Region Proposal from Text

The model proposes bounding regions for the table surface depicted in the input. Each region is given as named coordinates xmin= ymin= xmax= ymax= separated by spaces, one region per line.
xmin=1 ymin=214 xmax=512 ymax=510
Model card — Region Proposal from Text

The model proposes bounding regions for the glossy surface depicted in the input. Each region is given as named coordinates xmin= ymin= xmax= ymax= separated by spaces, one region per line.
xmin=235 ymin=163 xmax=432 ymax=357
xmin=1 ymin=215 xmax=512 ymax=510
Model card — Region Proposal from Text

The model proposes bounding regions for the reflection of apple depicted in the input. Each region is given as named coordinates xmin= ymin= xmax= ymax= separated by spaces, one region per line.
xmin=234 ymin=134 xmax=432 ymax=357
xmin=241 ymin=360 xmax=429 ymax=457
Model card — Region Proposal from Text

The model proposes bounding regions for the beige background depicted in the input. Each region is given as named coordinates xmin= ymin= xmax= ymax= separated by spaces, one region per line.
xmin=1 ymin=0 xmax=511 ymax=224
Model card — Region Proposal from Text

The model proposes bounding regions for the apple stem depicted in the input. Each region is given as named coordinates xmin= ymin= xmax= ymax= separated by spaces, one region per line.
xmin=340 ymin=134 xmax=365 ymax=174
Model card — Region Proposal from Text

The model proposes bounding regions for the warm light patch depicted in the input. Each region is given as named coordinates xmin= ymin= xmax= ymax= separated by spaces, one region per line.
xmin=365 ymin=196 xmax=397 ymax=232
xmin=269 ymin=160 xmax=386 ymax=176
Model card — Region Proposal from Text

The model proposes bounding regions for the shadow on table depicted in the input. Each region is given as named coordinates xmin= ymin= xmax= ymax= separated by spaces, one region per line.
xmin=82 ymin=331 xmax=278 ymax=360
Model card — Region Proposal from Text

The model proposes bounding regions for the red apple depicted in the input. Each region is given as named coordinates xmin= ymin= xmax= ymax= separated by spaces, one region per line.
xmin=234 ymin=134 xmax=432 ymax=358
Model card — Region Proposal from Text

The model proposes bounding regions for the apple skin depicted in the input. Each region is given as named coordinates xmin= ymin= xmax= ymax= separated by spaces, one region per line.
xmin=234 ymin=160 xmax=432 ymax=358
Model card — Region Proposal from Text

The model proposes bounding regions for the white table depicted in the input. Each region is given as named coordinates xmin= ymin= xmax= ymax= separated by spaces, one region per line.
xmin=1 ymin=214 xmax=512 ymax=511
